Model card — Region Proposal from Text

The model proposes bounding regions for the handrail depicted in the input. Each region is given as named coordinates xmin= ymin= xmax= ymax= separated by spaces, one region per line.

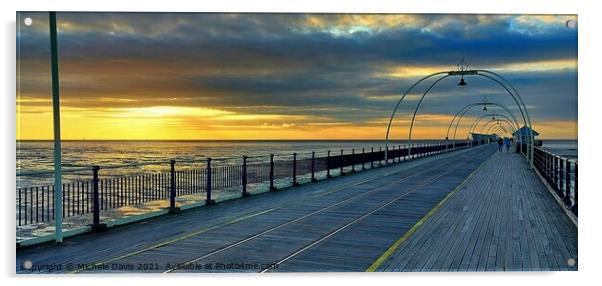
xmin=530 ymin=144 xmax=578 ymax=217
xmin=16 ymin=140 xmax=472 ymax=228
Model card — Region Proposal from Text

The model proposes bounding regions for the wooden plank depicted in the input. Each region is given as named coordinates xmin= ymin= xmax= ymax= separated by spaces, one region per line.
xmin=378 ymin=151 xmax=577 ymax=272
xmin=18 ymin=146 xmax=494 ymax=273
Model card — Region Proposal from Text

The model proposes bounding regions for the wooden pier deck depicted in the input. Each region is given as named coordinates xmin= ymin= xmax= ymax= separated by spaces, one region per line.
xmin=16 ymin=144 xmax=576 ymax=273
xmin=374 ymin=151 xmax=578 ymax=271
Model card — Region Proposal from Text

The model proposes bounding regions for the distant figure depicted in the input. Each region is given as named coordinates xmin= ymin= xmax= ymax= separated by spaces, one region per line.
xmin=504 ymin=137 xmax=511 ymax=152
xmin=497 ymin=137 xmax=503 ymax=152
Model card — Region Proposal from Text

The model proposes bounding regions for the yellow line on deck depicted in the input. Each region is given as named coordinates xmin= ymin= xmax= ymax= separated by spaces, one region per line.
xmin=365 ymin=153 xmax=492 ymax=272
xmin=71 ymin=163 xmax=410 ymax=273
xmin=72 ymin=148 xmax=476 ymax=274
xmin=69 ymin=208 xmax=274 ymax=273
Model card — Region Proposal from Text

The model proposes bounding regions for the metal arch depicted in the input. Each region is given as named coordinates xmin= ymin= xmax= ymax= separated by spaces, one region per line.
xmin=384 ymin=68 xmax=534 ymax=167
xmin=468 ymin=114 xmax=519 ymax=146
xmin=466 ymin=115 xmax=517 ymax=146
xmin=445 ymin=102 xmax=520 ymax=142
xmin=483 ymin=119 xmax=516 ymax=134
xmin=468 ymin=114 xmax=516 ymax=140
xmin=482 ymin=119 xmax=516 ymax=134
xmin=412 ymin=72 xmax=529 ymax=140
xmin=469 ymin=113 xmax=517 ymax=134
xmin=491 ymin=126 xmax=509 ymax=136
xmin=491 ymin=125 xmax=512 ymax=136
xmin=407 ymin=75 xmax=451 ymax=157
xmin=384 ymin=71 xmax=449 ymax=161
xmin=490 ymin=126 xmax=506 ymax=135
xmin=488 ymin=125 xmax=511 ymax=137
xmin=476 ymin=70 xmax=534 ymax=140
xmin=465 ymin=113 xmax=516 ymax=139
xmin=488 ymin=126 xmax=509 ymax=139
xmin=450 ymin=105 xmax=520 ymax=149
xmin=473 ymin=71 xmax=534 ymax=166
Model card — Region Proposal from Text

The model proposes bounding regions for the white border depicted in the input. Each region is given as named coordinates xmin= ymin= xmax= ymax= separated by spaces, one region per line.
xmin=2 ymin=0 xmax=599 ymax=285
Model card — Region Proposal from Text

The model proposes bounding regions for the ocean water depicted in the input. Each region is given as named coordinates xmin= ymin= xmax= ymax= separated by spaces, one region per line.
xmin=540 ymin=140 xmax=578 ymax=159
xmin=16 ymin=140 xmax=446 ymax=188
xmin=16 ymin=139 xmax=577 ymax=188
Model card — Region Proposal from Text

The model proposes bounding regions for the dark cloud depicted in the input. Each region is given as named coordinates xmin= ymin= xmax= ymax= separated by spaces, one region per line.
xmin=17 ymin=13 xmax=577 ymax=128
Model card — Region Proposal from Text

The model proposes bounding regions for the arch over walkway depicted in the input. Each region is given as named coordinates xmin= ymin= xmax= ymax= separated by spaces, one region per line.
xmin=483 ymin=120 xmax=516 ymax=135
xmin=384 ymin=68 xmax=534 ymax=167
xmin=447 ymin=103 xmax=520 ymax=140
xmin=468 ymin=113 xmax=517 ymax=135
xmin=460 ymin=113 xmax=517 ymax=144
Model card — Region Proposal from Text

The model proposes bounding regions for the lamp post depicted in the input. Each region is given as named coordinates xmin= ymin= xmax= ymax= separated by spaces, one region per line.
xmin=49 ymin=11 xmax=63 ymax=243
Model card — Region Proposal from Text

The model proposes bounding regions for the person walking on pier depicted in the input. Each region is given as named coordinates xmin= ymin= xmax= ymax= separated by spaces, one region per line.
xmin=504 ymin=137 xmax=511 ymax=152
xmin=497 ymin=137 xmax=503 ymax=152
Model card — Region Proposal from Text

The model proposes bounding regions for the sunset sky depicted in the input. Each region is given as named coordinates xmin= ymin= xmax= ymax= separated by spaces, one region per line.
xmin=16 ymin=13 xmax=578 ymax=140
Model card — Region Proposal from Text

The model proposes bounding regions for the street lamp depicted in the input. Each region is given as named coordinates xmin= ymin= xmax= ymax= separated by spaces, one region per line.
xmin=482 ymin=96 xmax=488 ymax=111
xmin=457 ymin=58 xmax=469 ymax=86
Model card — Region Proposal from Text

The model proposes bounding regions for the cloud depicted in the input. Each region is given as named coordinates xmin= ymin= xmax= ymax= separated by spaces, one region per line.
xmin=16 ymin=13 xmax=578 ymax=139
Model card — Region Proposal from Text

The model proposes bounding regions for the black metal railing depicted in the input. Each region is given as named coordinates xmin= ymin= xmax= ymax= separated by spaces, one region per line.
xmin=17 ymin=141 xmax=474 ymax=228
xmin=532 ymin=145 xmax=578 ymax=216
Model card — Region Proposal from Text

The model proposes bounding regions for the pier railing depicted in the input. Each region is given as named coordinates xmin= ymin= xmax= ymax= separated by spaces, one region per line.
xmin=531 ymin=144 xmax=578 ymax=216
xmin=17 ymin=142 xmax=472 ymax=228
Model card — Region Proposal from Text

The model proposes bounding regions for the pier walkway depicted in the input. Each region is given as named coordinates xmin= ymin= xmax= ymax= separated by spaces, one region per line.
xmin=16 ymin=144 xmax=577 ymax=273
xmin=374 ymin=151 xmax=577 ymax=271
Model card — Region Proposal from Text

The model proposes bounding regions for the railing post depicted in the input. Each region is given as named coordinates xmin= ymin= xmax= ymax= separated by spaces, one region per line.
xmin=415 ymin=144 xmax=419 ymax=158
xmin=340 ymin=149 xmax=344 ymax=175
xmin=327 ymin=150 xmax=332 ymax=178
xmin=572 ymin=163 xmax=578 ymax=215
xmin=362 ymin=148 xmax=366 ymax=170
xmin=544 ymin=151 xmax=548 ymax=179
xmin=549 ymin=152 xmax=553 ymax=184
xmin=206 ymin=158 xmax=214 ymax=205
xmin=292 ymin=153 xmax=299 ymax=186
xmin=564 ymin=159 xmax=571 ymax=206
xmin=351 ymin=149 xmax=356 ymax=173
xmin=445 ymin=137 xmax=449 ymax=153
xmin=385 ymin=146 xmax=389 ymax=165
xmin=311 ymin=151 xmax=316 ymax=182
xmin=547 ymin=152 xmax=552 ymax=182
xmin=554 ymin=155 xmax=560 ymax=195
xmin=378 ymin=147 xmax=382 ymax=167
xmin=91 ymin=166 xmax=106 ymax=231
xmin=559 ymin=157 xmax=565 ymax=199
xmin=269 ymin=154 xmax=277 ymax=191
xmin=546 ymin=151 xmax=552 ymax=183
xmin=402 ymin=145 xmax=406 ymax=162
xmin=169 ymin=160 xmax=179 ymax=213
xmin=371 ymin=147 xmax=374 ymax=168
xmin=242 ymin=156 xmax=249 ymax=197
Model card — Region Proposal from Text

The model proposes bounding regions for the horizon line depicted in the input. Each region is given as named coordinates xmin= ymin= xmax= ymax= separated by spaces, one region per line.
xmin=16 ymin=138 xmax=578 ymax=142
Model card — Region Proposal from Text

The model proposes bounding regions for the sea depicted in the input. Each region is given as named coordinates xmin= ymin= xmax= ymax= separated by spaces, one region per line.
xmin=16 ymin=139 xmax=577 ymax=188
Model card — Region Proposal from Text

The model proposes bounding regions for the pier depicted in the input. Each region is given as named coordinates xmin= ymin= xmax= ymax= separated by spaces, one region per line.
xmin=16 ymin=143 xmax=577 ymax=273
xmin=11 ymin=11 xmax=582 ymax=279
